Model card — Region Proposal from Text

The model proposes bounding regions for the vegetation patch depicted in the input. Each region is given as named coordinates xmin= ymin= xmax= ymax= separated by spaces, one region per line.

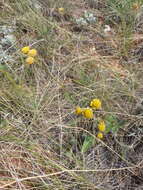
xmin=0 ymin=0 xmax=143 ymax=189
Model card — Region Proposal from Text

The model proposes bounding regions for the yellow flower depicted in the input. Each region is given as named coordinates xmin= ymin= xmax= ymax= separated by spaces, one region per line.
xmin=132 ymin=3 xmax=140 ymax=10
xmin=83 ymin=108 xmax=93 ymax=119
xmin=58 ymin=7 xmax=65 ymax=14
xmin=75 ymin=106 xmax=83 ymax=115
xmin=28 ymin=49 xmax=37 ymax=57
xmin=21 ymin=46 xmax=30 ymax=54
xmin=97 ymin=132 xmax=103 ymax=139
xmin=98 ymin=121 xmax=106 ymax=132
xmin=90 ymin=98 xmax=101 ymax=109
xmin=26 ymin=57 xmax=34 ymax=64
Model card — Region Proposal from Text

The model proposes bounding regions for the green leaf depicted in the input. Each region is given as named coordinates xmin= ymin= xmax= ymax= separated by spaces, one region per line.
xmin=81 ymin=135 xmax=94 ymax=153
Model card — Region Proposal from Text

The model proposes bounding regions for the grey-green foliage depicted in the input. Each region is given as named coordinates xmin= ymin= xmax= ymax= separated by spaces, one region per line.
xmin=105 ymin=114 xmax=123 ymax=133
xmin=76 ymin=11 xmax=97 ymax=25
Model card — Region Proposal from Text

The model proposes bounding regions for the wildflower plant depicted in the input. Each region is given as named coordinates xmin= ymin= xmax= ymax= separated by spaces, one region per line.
xmin=75 ymin=98 xmax=123 ymax=153
xmin=75 ymin=98 xmax=105 ymax=136
xmin=75 ymin=98 xmax=106 ymax=153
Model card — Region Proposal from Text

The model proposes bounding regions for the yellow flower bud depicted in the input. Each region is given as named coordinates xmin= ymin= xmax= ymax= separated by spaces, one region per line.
xmin=26 ymin=57 xmax=34 ymax=64
xmin=75 ymin=106 xmax=83 ymax=115
xmin=28 ymin=49 xmax=37 ymax=57
xmin=90 ymin=98 xmax=101 ymax=109
xmin=83 ymin=108 xmax=93 ymax=119
xmin=98 ymin=121 xmax=106 ymax=132
xmin=21 ymin=46 xmax=30 ymax=54
xmin=58 ymin=7 xmax=65 ymax=14
xmin=97 ymin=132 xmax=103 ymax=139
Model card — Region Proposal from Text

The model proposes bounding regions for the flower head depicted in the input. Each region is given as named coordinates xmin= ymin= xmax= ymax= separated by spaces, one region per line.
xmin=90 ymin=98 xmax=101 ymax=109
xmin=83 ymin=108 xmax=93 ymax=119
xmin=58 ymin=7 xmax=65 ymax=14
xmin=132 ymin=3 xmax=140 ymax=10
xmin=21 ymin=46 xmax=30 ymax=54
xmin=97 ymin=132 xmax=103 ymax=139
xmin=26 ymin=57 xmax=34 ymax=64
xmin=98 ymin=121 xmax=106 ymax=132
xmin=28 ymin=49 xmax=37 ymax=57
xmin=75 ymin=106 xmax=83 ymax=115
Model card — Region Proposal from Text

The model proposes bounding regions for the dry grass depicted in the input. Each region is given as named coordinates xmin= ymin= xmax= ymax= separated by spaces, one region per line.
xmin=0 ymin=0 xmax=143 ymax=189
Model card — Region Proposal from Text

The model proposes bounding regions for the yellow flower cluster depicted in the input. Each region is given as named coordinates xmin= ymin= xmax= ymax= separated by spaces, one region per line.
xmin=75 ymin=98 xmax=102 ymax=119
xmin=75 ymin=98 xmax=106 ymax=139
xmin=75 ymin=107 xmax=93 ymax=119
xmin=21 ymin=46 xmax=37 ymax=64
